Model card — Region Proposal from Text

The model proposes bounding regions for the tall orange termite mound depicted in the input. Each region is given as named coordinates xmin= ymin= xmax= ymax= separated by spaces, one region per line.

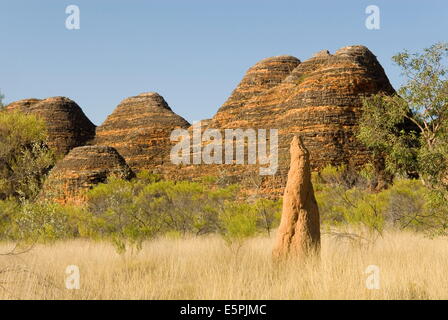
xmin=273 ymin=136 xmax=321 ymax=259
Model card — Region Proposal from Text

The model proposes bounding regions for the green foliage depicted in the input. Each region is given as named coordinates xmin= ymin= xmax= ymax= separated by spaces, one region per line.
xmin=0 ymin=168 xmax=282 ymax=251
xmin=1 ymin=163 xmax=446 ymax=248
xmin=0 ymin=199 xmax=19 ymax=239
xmin=84 ymin=173 xmax=241 ymax=252
xmin=0 ymin=111 xmax=55 ymax=200
xmin=340 ymin=188 xmax=386 ymax=233
xmin=381 ymin=179 xmax=428 ymax=230
xmin=253 ymin=198 xmax=281 ymax=236
xmin=314 ymin=166 xmax=385 ymax=233
xmin=139 ymin=181 xmax=206 ymax=234
xmin=314 ymin=164 xmax=372 ymax=190
xmin=84 ymin=176 xmax=158 ymax=252
xmin=198 ymin=175 xmax=218 ymax=185
xmin=294 ymin=74 xmax=309 ymax=85
xmin=393 ymin=43 xmax=448 ymax=133
xmin=1 ymin=200 xmax=82 ymax=242
xmin=220 ymin=202 xmax=258 ymax=247
xmin=358 ymin=43 xmax=448 ymax=191
xmin=358 ymin=94 xmax=419 ymax=177
xmin=380 ymin=179 xmax=448 ymax=235
xmin=314 ymin=164 xmax=448 ymax=236
xmin=357 ymin=43 xmax=448 ymax=232
xmin=134 ymin=170 xmax=162 ymax=184
xmin=0 ymin=90 xmax=4 ymax=109
xmin=83 ymin=173 xmax=282 ymax=252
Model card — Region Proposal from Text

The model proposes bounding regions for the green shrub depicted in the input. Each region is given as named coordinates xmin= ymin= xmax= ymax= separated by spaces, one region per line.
xmin=0 ymin=111 xmax=55 ymax=200
xmin=84 ymin=174 xmax=240 ymax=252
xmin=314 ymin=164 xmax=448 ymax=235
xmin=9 ymin=202 xmax=82 ymax=242
xmin=341 ymin=188 xmax=386 ymax=234
xmin=382 ymin=179 xmax=448 ymax=234
xmin=219 ymin=202 xmax=258 ymax=248
xmin=0 ymin=199 xmax=20 ymax=239
xmin=253 ymin=198 xmax=281 ymax=236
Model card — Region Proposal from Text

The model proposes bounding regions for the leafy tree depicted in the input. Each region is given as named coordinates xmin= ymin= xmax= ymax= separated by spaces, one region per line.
xmin=358 ymin=42 xmax=448 ymax=190
xmin=0 ymin=111 xmax=55 ymax=200
xmin=0 ymin=90 xmax=4 ymax=109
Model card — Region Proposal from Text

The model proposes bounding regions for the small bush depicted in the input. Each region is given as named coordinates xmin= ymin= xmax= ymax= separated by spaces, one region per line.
xmin=253 ymin=198 xmax=281 ymax=236
xmin=9 ymin=201 xmax=82 ymax=242
xmin=219 ymin=202 xmax=258 ymax=249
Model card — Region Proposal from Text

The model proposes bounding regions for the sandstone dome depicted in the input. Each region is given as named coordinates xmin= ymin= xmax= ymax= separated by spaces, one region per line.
xmin=94 ymin=92 xmax=190 ymax=172
xmin=42 ymin=146 xmax=134 ymax=204
xmin=174 ymin=45 xmax=396 ymax=197
xmin=212 ymin=55 xmax=301 ymax=126
xmin=5 ymin=97 xmax=96 ymax=155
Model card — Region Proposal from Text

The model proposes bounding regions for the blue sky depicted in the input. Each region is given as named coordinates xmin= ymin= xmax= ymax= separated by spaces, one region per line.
xmin=1 ymin=0 xmax=447 ymax=125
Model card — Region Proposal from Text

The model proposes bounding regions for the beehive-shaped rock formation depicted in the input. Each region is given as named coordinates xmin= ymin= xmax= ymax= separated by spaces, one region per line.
xmin=210 ymin=46 xmax=394 ymax=164
xmin=213 ymin=55 xmax=301 ymax=125
xmin=95 ymin=92 xmax=190 ymax=172
xmin=42 ymin=146 xmax=134 ymax=204
xmin=5 ymin=97 xmax=96 ymax=155
xmin=171 ymin=45 xmax=395 ymax=197
xmin=12 ymin=45 xmax=397 ymax=202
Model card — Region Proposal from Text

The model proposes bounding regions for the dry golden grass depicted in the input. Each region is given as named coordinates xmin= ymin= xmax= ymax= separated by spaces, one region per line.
xmin=1 ymin=230 xmax=448 ymax=299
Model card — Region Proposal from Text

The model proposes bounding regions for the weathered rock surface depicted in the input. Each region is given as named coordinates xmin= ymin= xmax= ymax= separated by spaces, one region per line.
xmin=212 ymin=55 xmax=301 ymax=126
xmin=94 ymin=92 xmax=190 ymax=172
xmin=170 ymin=45 xmax=395 ymax=197
xmin=273 ymin=136 xmax=320 ymax=259
xmin=13 ymin=45 xmax=396 ymax=201
xmin=5 ymin=97 xmax=96 ymax=155
xmin=42 ymin=146 xmax=134 ymax=204
xmin=211 ymin=46 xmax=394 ymax=166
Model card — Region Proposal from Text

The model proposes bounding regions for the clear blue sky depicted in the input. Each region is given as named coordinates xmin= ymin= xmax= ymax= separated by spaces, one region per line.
xmin=1 ymin=0 xmax=447 ymax=125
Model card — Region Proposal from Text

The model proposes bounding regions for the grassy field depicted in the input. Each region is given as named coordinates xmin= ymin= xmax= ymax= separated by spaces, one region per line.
xmin=1 ymin=230 xmax=448 ymax=299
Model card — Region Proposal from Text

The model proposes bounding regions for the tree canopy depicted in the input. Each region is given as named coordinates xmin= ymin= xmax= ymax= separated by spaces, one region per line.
xmin=358 ymin=42 xmax=448 ymax=192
